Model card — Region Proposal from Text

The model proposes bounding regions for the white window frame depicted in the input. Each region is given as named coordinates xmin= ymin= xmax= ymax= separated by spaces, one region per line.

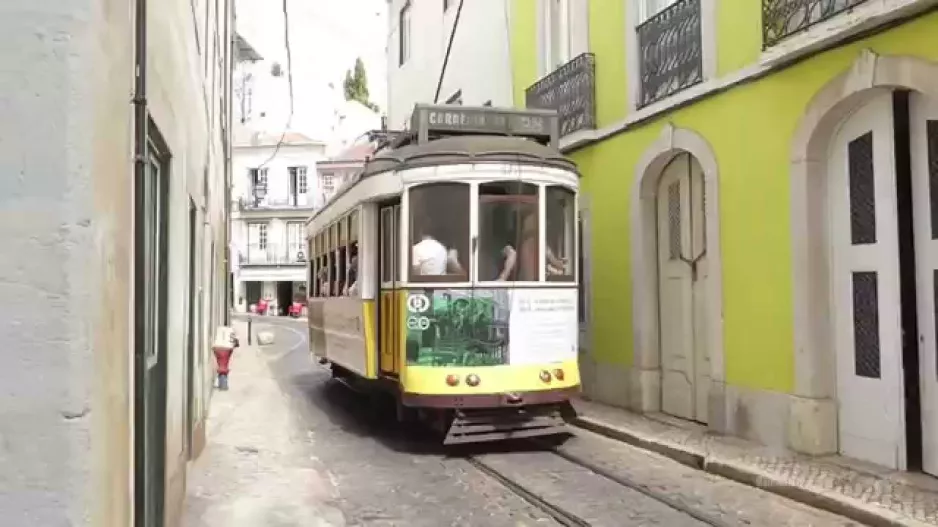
xmin=296 ymin=166 xmax=308 ymax=194
xmin=399 ymin=1 xmax=412 ymax=66
xmin=537 ymin=0 xmax=590 ymax=78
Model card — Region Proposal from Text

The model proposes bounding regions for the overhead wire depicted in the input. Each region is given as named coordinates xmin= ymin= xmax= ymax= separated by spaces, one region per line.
xmin=433 ymin=0 xmax=465 ymax=103
xmin=255 ymin=0 xmax=295 ymax=170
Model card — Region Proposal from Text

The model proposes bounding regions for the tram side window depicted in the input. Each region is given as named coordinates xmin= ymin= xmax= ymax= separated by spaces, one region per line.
xmin=306 ymin=238 xmax=316 ymax=296
xmin=346 ymin=211 xmax=359 ymax=296
xmin=478 ymin=182 xmax=539 ymax=282
xmin=317 ymin=255 xmax=327 ymax=296
xmin=380 ymin=207 xmax=394 ymax=283
xmin=409 ymin=183 xmax=470 ymax=282
xmin=545 ymin=185 xmax=575 ymax=281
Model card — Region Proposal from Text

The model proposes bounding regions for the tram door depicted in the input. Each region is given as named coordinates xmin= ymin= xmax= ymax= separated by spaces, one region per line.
xmin=379 ymin=203 xmax=402 ymax=375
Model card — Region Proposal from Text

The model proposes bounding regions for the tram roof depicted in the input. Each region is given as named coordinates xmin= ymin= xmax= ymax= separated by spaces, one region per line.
xmin=359 ymin=134 xmax=579 ymax=178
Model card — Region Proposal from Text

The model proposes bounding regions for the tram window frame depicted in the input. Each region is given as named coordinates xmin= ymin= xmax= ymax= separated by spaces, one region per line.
xmin=380 ymin=207 xmax=394 ymax=285
xmin=327 ymin=225 xmax=336 ymax=296
xmin=336 ymin=219 xmax=347 ymax=295
xmin=307 ymin=236 xmax=315 ymax=297
xmin=476 ymin=181 xmax=541 ymax=283
xmin=347 ymin=210 xmax=360 ymax=296
xmin=407 ymin=182 xmax=471 ymax=283
xmin=545 ymin=185 xmax=576 ymax=282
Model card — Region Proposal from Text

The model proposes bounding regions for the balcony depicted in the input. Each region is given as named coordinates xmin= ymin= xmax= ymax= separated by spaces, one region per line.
xmin=525 ymin=53 xmax=597 ymax=138
xmin=762 ymin=0 xmax=868 ymax=48
xmin=239 ymin=194 xmax=315 ymax=211
xmin=637 ymin=0 xmax=703 ymax=108
xmin=240 ymin=243 xmax=306 ymax=267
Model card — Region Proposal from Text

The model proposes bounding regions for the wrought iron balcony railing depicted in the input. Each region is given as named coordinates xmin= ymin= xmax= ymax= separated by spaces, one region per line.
xmin=525 ymin=53 xmax=597 ymax=138
xmin=239 ymin=195 xmax=315 ymax=210
xmin=240 ymin=243 xmax=307 ymax=266
xmin=762 ymin=0 xmax=868 ymax=48
xmin=637 ymin=0 xmax=703 ymax=108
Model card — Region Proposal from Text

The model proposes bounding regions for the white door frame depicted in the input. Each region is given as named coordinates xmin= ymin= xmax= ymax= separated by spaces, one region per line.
xmin=631 ymin=124 xmax=726 ymax=428
xmin=789 ymin=51 xmax=938 ymax=457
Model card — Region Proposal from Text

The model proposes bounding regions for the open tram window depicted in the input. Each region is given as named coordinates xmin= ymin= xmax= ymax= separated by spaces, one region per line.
xmin=408 ymin=183 xmax=470 ymax=282
xmin=306 ymin=236 xmax=316 ymax=296
xmin=347 ymin=210 xmax=359 ymax=295
xmin=478 ymin=181 xmax=540 ymax=282
xmin=546 ymin=185 xmax=575 ymax=282
xmin=336 ymin=219 xmax=347 ymax=295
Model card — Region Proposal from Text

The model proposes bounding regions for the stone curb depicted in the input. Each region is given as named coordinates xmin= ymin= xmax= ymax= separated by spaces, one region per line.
xmin=572 ymin=416 xmax=930 ymax=527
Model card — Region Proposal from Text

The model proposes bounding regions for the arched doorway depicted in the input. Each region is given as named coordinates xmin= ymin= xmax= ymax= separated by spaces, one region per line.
xmin=631 ymin=124 xmax=725 ymax=426
xmin=791 ymin=51 xmax=938 ymax=475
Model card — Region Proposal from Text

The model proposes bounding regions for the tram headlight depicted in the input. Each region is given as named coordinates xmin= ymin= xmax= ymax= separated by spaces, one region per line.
xmin=539 ymin=370 xmax=552 ymax=383
xmin=466 ymin=374 xmax=481 ymax=387
xmin=445 ymin=374 xmax=460 ymax=387
xmin=553 ymin=369 xmax=565 ymax=381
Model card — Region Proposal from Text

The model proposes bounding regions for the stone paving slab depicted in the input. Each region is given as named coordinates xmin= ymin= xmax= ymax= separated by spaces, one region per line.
xmin=572 ymin=398 xmax=938 ymax=527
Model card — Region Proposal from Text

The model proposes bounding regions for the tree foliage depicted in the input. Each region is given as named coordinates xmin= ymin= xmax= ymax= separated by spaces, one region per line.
xmin=343 ymin=57 xmax=380 ymax=113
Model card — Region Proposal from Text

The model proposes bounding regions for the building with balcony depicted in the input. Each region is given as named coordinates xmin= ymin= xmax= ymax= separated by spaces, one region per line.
xmin=315 ymin=129 xmax=388 ymax=205
xmin=0 ymin=0 xmax=233 ymax=524
xmin=386 ymin=0 xmax=514 ymax=127
xmin=511 ymin=0 xmax=938 ymax=477
xmin=231 ymin=128 xmax=325 ymax=314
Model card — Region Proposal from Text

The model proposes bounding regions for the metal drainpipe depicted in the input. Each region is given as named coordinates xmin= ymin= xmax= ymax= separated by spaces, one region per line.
xmin=224 ymin=2 xmax=233 ymax=326
xmin=131 ymin=0 xmax=148 ymax=522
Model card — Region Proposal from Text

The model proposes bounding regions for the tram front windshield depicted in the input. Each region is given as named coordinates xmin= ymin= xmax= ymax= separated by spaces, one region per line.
xmin=407 ymin=181 xmax=576 ymax=284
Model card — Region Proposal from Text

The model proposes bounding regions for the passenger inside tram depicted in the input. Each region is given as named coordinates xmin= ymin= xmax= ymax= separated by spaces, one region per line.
xmin=411 ymin=220 xmax=464 ymax=277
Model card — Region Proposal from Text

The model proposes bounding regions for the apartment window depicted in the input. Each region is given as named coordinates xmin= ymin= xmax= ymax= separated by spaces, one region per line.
xmin=638 ymin=0 xmax=678 ymax=22
xmin=322 ymin=172 xmax=335 ymax=195
xmin=297 ymin=168 xmax=308 ymax=194
xmin=249 ymin=167 xmax=268 ymax=190
xmin=445 ymin=90 xmax=463 ymax=105
xmin=249 ymin=223 xmax=268 ymax=251
xmin=399 ymin=1 xmax=412 ymax=66
xmin=544 ymin=0 xmax=571 ymax=73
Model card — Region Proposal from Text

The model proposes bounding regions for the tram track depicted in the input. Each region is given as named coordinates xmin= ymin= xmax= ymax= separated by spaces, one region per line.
xmin=464 ymin=439 xmax=734 ymax=527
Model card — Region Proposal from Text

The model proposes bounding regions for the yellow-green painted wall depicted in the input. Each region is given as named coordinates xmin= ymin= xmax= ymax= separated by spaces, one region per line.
xmin=510 ymin=5 xmax=938 ymax=393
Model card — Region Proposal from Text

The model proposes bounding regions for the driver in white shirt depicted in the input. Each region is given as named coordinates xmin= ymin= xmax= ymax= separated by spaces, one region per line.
xmin=411 ymin=224 xmax=464 ymax=277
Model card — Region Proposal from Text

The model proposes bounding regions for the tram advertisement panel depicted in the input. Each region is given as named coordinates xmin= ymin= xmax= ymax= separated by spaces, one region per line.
xmin=403 ymin=288 xmax=577 ymax=367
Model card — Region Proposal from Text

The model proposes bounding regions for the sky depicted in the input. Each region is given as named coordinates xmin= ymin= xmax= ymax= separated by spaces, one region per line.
xmin=235 ymin=0 xmax=388 ymax=141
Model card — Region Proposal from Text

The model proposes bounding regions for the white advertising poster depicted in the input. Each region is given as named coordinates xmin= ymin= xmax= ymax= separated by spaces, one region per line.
xmin=508 ymin=288 xmax=578 ymax=365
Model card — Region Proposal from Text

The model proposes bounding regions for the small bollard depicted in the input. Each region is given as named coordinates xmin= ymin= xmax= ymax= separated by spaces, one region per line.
xmin=247 ymin=318 xmax=253 ymax=345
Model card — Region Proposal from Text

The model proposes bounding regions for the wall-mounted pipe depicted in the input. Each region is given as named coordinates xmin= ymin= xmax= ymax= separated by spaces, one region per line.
xmin=131 ymin=0 xmax=148 ymax=523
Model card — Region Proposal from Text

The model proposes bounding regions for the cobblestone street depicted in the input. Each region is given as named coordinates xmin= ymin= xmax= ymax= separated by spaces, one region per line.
xmin=183 ymin=318 xmax=859 ymax=526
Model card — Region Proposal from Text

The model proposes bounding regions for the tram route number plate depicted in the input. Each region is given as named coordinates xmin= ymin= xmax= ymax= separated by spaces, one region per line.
xmin=407 ymin=316 xmax=431 ymax=331
xmin=407 ymin=293 xmax=430 ymax=314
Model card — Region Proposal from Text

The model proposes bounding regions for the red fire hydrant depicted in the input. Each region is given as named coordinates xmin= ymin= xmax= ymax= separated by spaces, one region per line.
xmin=212 ymin=326 xmax=238 ymax=390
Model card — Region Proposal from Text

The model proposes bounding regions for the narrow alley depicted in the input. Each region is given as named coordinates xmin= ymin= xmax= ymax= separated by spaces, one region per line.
xmin=183 ymin=317 xmax=860 ymax=527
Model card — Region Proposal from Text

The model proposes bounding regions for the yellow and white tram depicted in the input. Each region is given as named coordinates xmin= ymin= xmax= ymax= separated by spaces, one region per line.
xmin=306 ymin=104 xmax=581 ymax=444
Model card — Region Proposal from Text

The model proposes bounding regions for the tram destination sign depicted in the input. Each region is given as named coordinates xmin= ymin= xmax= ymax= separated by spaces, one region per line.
xmin=410 ymin=104 xmax=559 ymax=147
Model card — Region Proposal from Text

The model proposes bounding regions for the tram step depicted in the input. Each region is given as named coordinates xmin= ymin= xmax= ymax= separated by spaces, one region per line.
xmin=443 ymin=407 xmax=568 ymax=445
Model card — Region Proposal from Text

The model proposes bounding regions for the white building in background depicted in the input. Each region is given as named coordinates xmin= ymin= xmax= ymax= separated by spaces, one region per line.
xmin=230 ymin=128 xmax=325 ymax=314
xmin=386 ymin=0 xmax=514 ymax=127
xmin=316 ymin=130 xmax=388 ymax=204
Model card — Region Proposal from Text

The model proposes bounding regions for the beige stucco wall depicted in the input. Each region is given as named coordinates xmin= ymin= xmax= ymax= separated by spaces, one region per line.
xmin=0 ymin=0 xmax=231 ymax=524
